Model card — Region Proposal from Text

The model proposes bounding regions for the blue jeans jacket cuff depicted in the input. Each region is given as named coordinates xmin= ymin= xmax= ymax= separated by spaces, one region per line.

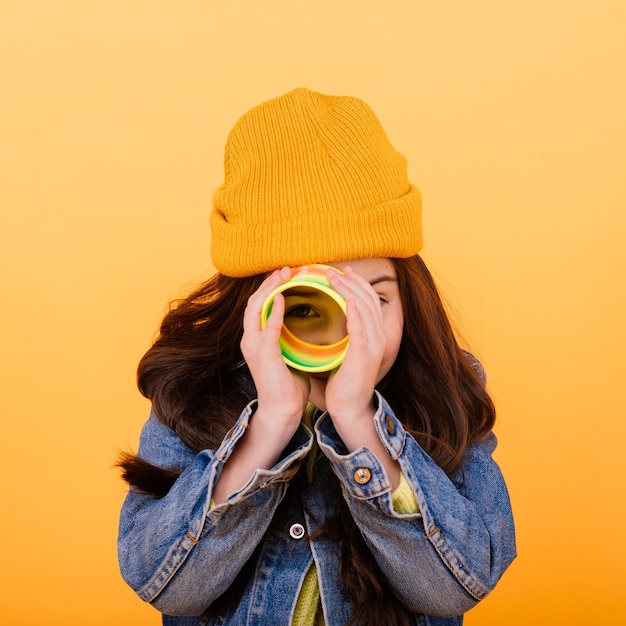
xmin=213 ymin=400 xmax=314 ymax=504
xmin=314 ymin=391 xmax=408 ymax=503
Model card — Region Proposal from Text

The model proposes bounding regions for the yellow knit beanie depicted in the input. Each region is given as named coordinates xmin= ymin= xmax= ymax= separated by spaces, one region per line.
xmin=210 ymin=88 xmax=422 ymax=277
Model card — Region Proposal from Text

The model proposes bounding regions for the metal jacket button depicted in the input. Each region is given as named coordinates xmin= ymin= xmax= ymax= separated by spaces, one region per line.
xmin=289 ymin=523 xmax=305 ymax=539
xmin=385 ymin=415 xmax=396 ymax=435
xmin=354 ymin=468 xmax=371 ymax=484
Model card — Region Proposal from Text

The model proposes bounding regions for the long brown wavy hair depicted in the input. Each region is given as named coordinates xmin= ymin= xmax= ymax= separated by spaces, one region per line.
xmin=119 ymin=255 xmax=495 ymax=625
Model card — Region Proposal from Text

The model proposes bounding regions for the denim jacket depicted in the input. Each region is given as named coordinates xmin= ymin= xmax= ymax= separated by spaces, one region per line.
xmin=118 ymin=391 xmax=516 ymax=626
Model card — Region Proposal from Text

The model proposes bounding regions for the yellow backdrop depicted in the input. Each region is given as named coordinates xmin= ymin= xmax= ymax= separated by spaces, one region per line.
xmin=1 ymin=2 xmax=625 ymax=624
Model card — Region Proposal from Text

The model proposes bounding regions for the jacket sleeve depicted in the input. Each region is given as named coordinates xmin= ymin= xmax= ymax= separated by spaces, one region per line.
xmin=118 ymin=402 xmax=313 ymax=616
xmin=315 ymin=391 xmax=516 ymax=618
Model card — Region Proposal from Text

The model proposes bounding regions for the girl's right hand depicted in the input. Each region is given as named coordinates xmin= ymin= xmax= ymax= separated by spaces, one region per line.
xmin=241 ymin=268 xmax=311 ymax=433
xmin=214 ymin=269 xmax=309 ymax=504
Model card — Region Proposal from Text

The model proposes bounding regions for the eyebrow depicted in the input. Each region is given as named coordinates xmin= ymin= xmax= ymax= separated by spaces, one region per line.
xmin=370 ymin=275 xmax=397 ymax=287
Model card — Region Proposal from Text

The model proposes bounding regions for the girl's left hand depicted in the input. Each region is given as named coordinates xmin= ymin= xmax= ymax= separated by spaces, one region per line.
xmin=323 ymin=266 xmax=387 ymax=422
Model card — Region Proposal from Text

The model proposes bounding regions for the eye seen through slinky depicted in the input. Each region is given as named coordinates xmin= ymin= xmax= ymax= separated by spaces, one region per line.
xmin=283 ymin=286 xmax=347 ymax=346
xmin=260 ymin=264 xmax=349 ymax=372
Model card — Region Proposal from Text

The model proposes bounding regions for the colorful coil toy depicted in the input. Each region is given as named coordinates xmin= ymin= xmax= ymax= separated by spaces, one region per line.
xmin=260 ymin=265 xmax=348 ymax=372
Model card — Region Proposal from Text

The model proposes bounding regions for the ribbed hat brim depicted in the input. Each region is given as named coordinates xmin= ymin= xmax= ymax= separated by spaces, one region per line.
xmin=211 ymin=185 xmax=422 ymax=277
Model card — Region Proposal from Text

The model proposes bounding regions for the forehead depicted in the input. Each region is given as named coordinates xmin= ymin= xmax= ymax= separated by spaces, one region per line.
xmin=328 ymin=258 xmax=397 ymax=281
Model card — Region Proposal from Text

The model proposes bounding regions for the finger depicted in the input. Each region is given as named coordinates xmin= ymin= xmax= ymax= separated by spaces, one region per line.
xmin=264 ymin=292 xmax=285 ymax=337
xmin=344 ymin=297 xmax=367 ymax=342
xmin=256 ymin=266 xmax=292 ymax=305
xmin=242 ymin=293 xmax=285 ymax=358
xmin=243 ymin=267 xmax=291 ymax=332
xmin=328 ymin=268 xmax=384 ymax=340
xmin=328 ymin=267 xmax=380 ymax=315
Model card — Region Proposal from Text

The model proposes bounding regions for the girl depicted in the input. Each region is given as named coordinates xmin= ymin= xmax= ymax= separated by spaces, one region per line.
xmin=118 ymin=88 xmax=516 ymax=626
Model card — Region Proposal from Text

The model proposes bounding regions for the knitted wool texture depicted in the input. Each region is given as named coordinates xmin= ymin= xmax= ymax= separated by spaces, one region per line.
xmin=210 ymin=88 xmax=422 ymax=277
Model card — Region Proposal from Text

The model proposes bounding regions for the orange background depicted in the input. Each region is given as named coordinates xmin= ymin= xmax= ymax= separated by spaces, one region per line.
xmin=1 ymin=2 xmax=625 ymax=625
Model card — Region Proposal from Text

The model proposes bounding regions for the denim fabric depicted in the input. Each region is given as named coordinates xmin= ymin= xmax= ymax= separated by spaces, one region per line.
xmin=118 ymin=392 xmax=515 ymax=625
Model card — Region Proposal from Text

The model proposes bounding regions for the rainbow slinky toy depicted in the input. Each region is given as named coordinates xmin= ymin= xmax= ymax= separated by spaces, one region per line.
xmin=260 ymin=265 xmax=348 ymax=373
